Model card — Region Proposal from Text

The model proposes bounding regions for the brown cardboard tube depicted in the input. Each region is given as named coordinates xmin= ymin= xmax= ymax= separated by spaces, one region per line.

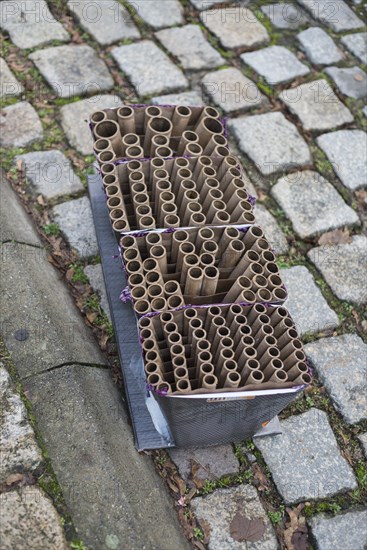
xmin=160 ymin=203 xmax=178 ymax=224
xmin=144 ymin=361 xmax=161 ymax=376
xmin=242 ymin=226 xmax=264 ymax=247
xmin=113 ymin=219 xmax=129 ymax=233
xmin=98 ymin=150 xmax=116 ymax=164
xmin=250 ymin=238 xmax=271 ymax=255
xmin=262 ymin=262 xmax=279 ymax=278
xmin=138 ymin=216 xmax=156 ymax=230
xmin=200 ymin=240 xmax=219 ymax=257
xmin=94 ymin=119 xmax=119 ymax=139
xmin=181 ymin=254 xmax=200 ymax=284
xmin=223 ymin=276 xmax=252 ymax=303
xmin=171 ymin=157 xmax=190 ymax=180
xmin=201 ymin=266 xmax=219 ymax=296
xmin=129 ymin=169 xmax=145 ymax=185
xmin=147 ymin=373 xmax=163 ymax=388
xmin=202 ymin=374 xmax=218 ymax=391
xmin=269 ymin=306 xmax=289 ymax=325
xmin=218 ymin=359 xmax=238 ymax=385
xmin=216 ymin=348 xmax=235 ymax=375
xmin=198 ymin=177 xmax=220 ymax=200
xmin=240 ymin=359 xmax=260 ymax=383
xmin=203 ymin=133 xmax=227 ymax=156
xmin=183 ymin=202 xmax=202 ymax=226
xmin=272 ymin=288 xmax=287 ymax=302
xmin=198 ymin=106 xmax=221 ymax=122
xmin=173 ymin=364 xmax=189 ymax=383
xmin=241 ymin=262 xmax=264 ymax=280
xmin=197 ymin=166 xmax=217 ymax=186
xmin=122 ymin=133 xmax=140 ymax=152
xmin=214 ymin=337 xmax=235 ymax=365
xmin=202 ymin=188 xmax=223 ymax=212
xmin=180 ymin=188 xmax=200 ymax=216
xmin=268 ymin=369 xmax=288 ymax=384
xmin=134 ymin=299 xmax=151 ymax=315
xmin=125 ymin=259 xmax=143 ymax=275
xmin=199 ymin=253 xmax=216 ymax=268
xmin=287 ymin=362 xmax=309 ymax=379
xmin=198 ymin=363 xmax=214 ymax=384
xmin=223 ymin=371 xmax=241 ymax=389
xmin=213 ymin=145 xmax=230 ymax=159
xmin=163 ymin=320 xmax=179 ymax=339
xmin=142 ymin=337 xmax=159 ymax=353
xmin=235 ymin=333 xmax=255 ymax=354
xmin=176 ymin=179 xmax=196 ymax=204
xmin=251 ymin=314 xmax=271 ymax=338
xmin=192 ymin=155 xmax=213 ymax=180
xmin=147 ymin=284 xmax=164 ymax=300
xmin=183 ymin=307 xmax=198 ymax=333
xmin=195 ymin=350 xmax=213 ymax=376
xmin=226 ymin=304 xmax=243 ymax=324
xmin=262 ymin=358 xmax=284 ymax=379
xmin=188 ymin=318 xmax=203 ymax=345
xmin=101 ymin=162 xmax=117 ymax=176
xmin=91 ymin=110 xmax=107 ymax=124
xmin=156 ymin=146 xmax=173 ymax=158
xmin=124 ymin=145 xmax=143 ymax=159
xmin=123 ymin=247 xmax=141 ymax=263
xmin=254 ymin=325 xmax=274 ymax=350
xmin=150 ymin=134 xmax=169 ymax=157
xmin=158 ymin=190 xmax=175 ymax=212
xmin=121 ymin=234 xmax=137 ymax=249
xmin=150 ymin=245 xmax=167 ymax=272
xmin=259 ymin=347 xmax=280 ymax=368
xmin=221 ymin=167 xmax=241 ymax=185
xmin=94 ymin=138 xmax=110 ymax=153
xmin=171 ymin=229 xmax=189 ymax=263
xmin=164 ymin=214 xmax=181 ymax=228
xmin=144 ymin=116 xmax=172 ymax=155
xmin=164 ymin=280 xmax=183 ymax=299
xmin=128 ymin=273 xmax=145 ymax=288
xmin=196 ymin=227 xmax=215 ymax=247
xmin=237 ymin=289 xmax=256 ymax=304
xmin=276 ymin=328 xmax=299 ymax=349
xmin=104 ymin=174 xmax=118 ymax=187
xmin=203 ymin=305 xmax=221 ymax=331
xmin=230 ymin=252 xmax=262 ymax=280
xmin=244 ymin=370 xmax=264 ymax=386
xmin=157 ymin=382 xmax=172 ymax=394
xmin=234 ymin=344 xmax=257 ymax=363
xmin=144 ymin=106 xmax=162 ymax=130
xmin=256 ymin=288 xmax=272 ymax=302
xmin=145 ymin=231 xmax=162 ymax=251
xmin=235 ymin=211 xmax=255 ymax=226
xmin=143 ymin=258 xmax=159 ymax=274
xmin=177 ymin=130 xmax=199 ymax=156
xmin=149 ymin=158 xmax=166 ymax=178
xmin=127 ymin=159 xmax=143 ymax=174
xmin=220 ymin=240 xmax=245 ymax=269
xmin=189 ymin=212 xmax=206 ymax=226
xmin=176 ymin=379 xmax=192 ymax=393
xmin=172 ymin=105 xmax=192 ymax=134
xmin=226 ymin=189 xmax=248 ymax=213
xmin=151 ymin=297 xmax=168 ymax=312
xmin=207 ymin=200 xmax=226 ymax=223
xmin=131 ymin=286 xmax=147 ymax=303
xmin=231 ymin=200 xmax=252 ymax=222
xmin=207 ymin=315 xmax=226 ymax=341
xmin=229 ymin=313 xmax=247 ymax=335
xmin=167 ymin=295 xmax=185 ymax=309
xmin=160 ymin=311 xmax=174 ymax=324
xmin=191 ymin=328 xmax=207 ymax=351
xmin=117 ymin=106 xmax=135 ymax=133
xmin=184 ymin=142 xmax=203 ymax=157
xmin=279 ymin=339 xmax=303 ymax=361
xmin=292 ymin=373 xmax=311 ymax=385
xmin=195 ymin=117 xmax=224 ymax=147
xmin=107 ymin=196 xmax=124 ymax=211
xmin=251 ymin=275 xmax=268 ymax=293
xmin=184 ymin=266 xmax=203 ymax=296
xmin=268 ymin=274 xmax=283 ymax=290
xmin=273 ymin=317 xmax=294 ymax=338
xmin=170 ymin=343 xmax=186 ymax=360
xmin=245 ymin=303 xmax=266 ymax=324
xmin=176 ymin=242 xmax=195 ymax=273
xmin=283 ymin=350 xmax=306 ymax=370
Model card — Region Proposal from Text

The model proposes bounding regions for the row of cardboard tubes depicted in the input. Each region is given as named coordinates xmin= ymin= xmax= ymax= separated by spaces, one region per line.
xmin=139 ymin=304 xmax=311 ymax=394
xmin=101 ymin=155 xmax=255 ymax=231
xmin=92 ymin=105 xmax=227 ymax=162
xmin=121 ymin=226 xmax=287 ymax=316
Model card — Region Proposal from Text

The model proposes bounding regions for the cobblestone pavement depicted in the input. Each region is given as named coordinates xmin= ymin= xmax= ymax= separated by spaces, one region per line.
xmin=1 ymin=1 xmax=366 ymax=548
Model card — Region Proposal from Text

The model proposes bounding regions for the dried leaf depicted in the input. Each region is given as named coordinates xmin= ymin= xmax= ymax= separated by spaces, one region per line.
xmin=99 ymin=332 xmax=109 ymax=350
xmin=229 ymin=513 xmax=266 ymax=543
xmin=37 ymin=194 xmax=45 ymax=205
xmin=284 ymin=505 xmax=307 ymax=550
xmin=354 ymin=74 xmax=363 ymax=81
xmin=190 ymin=460 xmax=204 ymax=490
xmin=173 ymin=474 xmax=186 ymax=496
xmin=66 ymin=268 xmax=74 ymax=282
xmin=5 ymin=473 xmax=25 ymax=486
xmin=318 ymin=228 xmax=351 ymax=246
xmin=86 ymin=311 xmax=98 ymax=324
xmin=166 ymin=478 xmax=179 ymax=493
xmin=185 ymin=487 xmax=197 ymax=503
xmin=16 ymin=158 xmax=23 ymax=171
xmin=253 ymin=464 xmax=269 ymax=491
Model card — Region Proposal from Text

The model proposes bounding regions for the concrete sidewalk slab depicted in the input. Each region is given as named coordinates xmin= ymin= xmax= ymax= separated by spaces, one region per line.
xmin=24 ymin=364 xmax=189 ymax=550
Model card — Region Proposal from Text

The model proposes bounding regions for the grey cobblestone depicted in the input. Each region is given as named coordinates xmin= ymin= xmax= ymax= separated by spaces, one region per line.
xmin=29 ymin=45 xmax=114 ymax=99
xmin=260 ymin=3 xmax=309 ymax=29
xmin=152 ymin=90 xmax=204 ymax=106
xmin=325 ymin=66 xmax=367 ymax=100
xmin=52 ymin=196 xmax=98 ymax=258
xmin=0 ymin=101 xmax=43 ymax=148
xmin=0 ymin=486 xmax=68 ymax=550
xmin=60 ymin=94 xmax=122 ymax=155
xmin=15 ymin=150 xmax=83 ymax=200
xmin=308 ymin=510 xmax=367 ymax=550
xmin=317 ymin=130 xmax=367 ymax=190
xmin=305 ymin=334 xmax=367 ymax=424
xmin=280 ymin=266 xmax=340 ymax=336
xmin=0 ymin=0 xmax=69 ymax=49
xmin=169 ymin=446 xmax=239 ymax=482
xmin=67 ymin=0 xmax=140 ymax=45
xmin=128 ymin=0 xmax=183 ymax=29
xmin=358 ymin=433 xmax=367 ymax=457
xmin=112 ymin=40 xmax=188 ymax=96
xmin=280 ymin=79 xmax=353 ymax=131
xmin=271 ymin=170 xmax=359 ymax=238
xmin=297 ymin=27 xmax=342 ymax=65
xmin=297 ymin=0 xmax=364 ymax=32
xmin=200 ymin=7 xmax=269 ymax=49
xmin=85 ymin=264 xmax=111 ymax=322
xmin=191 ymin=485 xmax=278 ymax=550
xmin=155 ymin=25 xmax=224 ymax=71
xmin=255 ymin=409 xmax=357 ymax=504
xmin=229 ymin=112 xmax=311 ymax=176
xmin=0 ymin=58 xmax=24 ymax=97
xmin=241 ymin=45 xmax=309 ymax=85
xmin=341 ymin=32 xmax=367 ymax=64
xmin=0 ymin=366 xmax=43 ymax=484
xmin=202 ymin=68 xmax=267 ymax=113
xmin=307 ymin=235 xmax=367 ymax=305
xmin=253 ymin=204 xmax=288 ymax=255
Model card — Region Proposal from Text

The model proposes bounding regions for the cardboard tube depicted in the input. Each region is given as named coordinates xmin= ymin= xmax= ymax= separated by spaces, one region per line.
xmin=198 ymin=362 xmax=215 ymax=384
xmin=234 ymin=343 xmax=257 ymax=363
xmin=207 ymin=315 xmax=226 ymax=341
xmin=184 ymin=267 xmax=203 ymax=295
xmin=226 ymin=304 xmax=243 ymax=324
xmin=164 ymin=280 xmax=183 ymax=299
xmin=283 ymin=350 xmax=306 ymax=370
xmin=244 ymin=370 xmax=264 ymax=386
xmin=199 ymin=253 xmax=215 ymax=268
xmin=292 ymin=373 xmax=311 ymax=385
xmin=197 ymin=165 xmax=217 ymax=186
xmin=242 ymin=226 xmax=264 ymax=247
xmin=158 ymin=190 xmax=175 ymax=212
xmin=240 ymin=359 xmax=260 ymax=383
xmin=229 ymin=313 xmax=247 ymax=335
xmin=123 ymin=246 xmax=141 ymax=263
xmin=181 ymin=254 xmax=200 ymax=284
xmin=279 ymin=339 xmax=303 ymax=361
xmin=122 ymin=133 xmax=140 ymax=153
xmin=256 ymin=288 xmax=272 ymax=302
xmin=171 ymin=230 xmax=189 ymax=263
xmin=192 ymin=155 xmax=213 ymax=179
xmin=167 ymin=295 xmax=185 ymax=309
xmin=216 ymin=348 xmax=235 ymax=375
xmin=150 ymin=245 xmax=167 ymax=273
xmin=197 ymin=106 xmax=220 ymax=123
xmin=144 ymin=116 xmax=172 ymax=155
xmin=236 ymin=289 xmax=256 ymax=304
xmin=98 ymin=150 xmax=116 ymax=164
xmin=218 ymin=359 xmax=238 ymax=385
xmin=139 ymin=216 xmax=156 ymax=230
xmin=128 ymin=273 xmax=145 ymax=288
xmin=94 ymin=120 xmax=124 ymax=157
xmin=173 ymin=363 xmax=189 ymax=383
xmin=223 ymin=371 xmax=241 ymax=389
xmin=195 ymin=117 xmax=224 ymax=147
xmin=234 ymin=330 xmax=254 ymax=351
xmin=91 ymin=110 xmax=107 ymax=124
xmin=230 ymin=250 xmax=260 ymax=280
xmin=117 ymin=106 xmax=135 ymax=133
xmin=206 ymin=200 xmax=226 ymax=223
xmin=201 ymin=266 xmax=219 ymax=296
xmin=134 ymin=299 xmax=151 ymax=315
xmin=258 ymin=347 xmax=280 ymax=368
xmin=202 ymin=188 xmax=223 ymax=212
xmin=180 ymin=188 xmax=200 ymax=215
xmin=195 ymin=350 xmax=213 ymax=376
xmin=212 ymin=211 xmax=231 ymax=225
xmin=176 ymin=379 xmax=192 ymax=393
xmin=164 ymin=214 xmax=180 ymax=228
xmin=262 ymin=358 xmax=284 ymax=379
xmin=219 ymin=240 xmax=245 ymax=269
xmin=156 ymin=146 xmax=173 ymax=158
xmin=160 ymin=203 xmax=178 ymax=224
xmin=144 ymin=106 xmax=162 ymax=130
xmin=198 ymin=177 xmax=220 ymax=200
xmin=157 ymin=382 xmax=172 ymax=394
xmin=273 ymin=317 xmax=294 ymax=338
xmin=144 ymin=361 xmax=161 ymax=377
xmin=142 ymin=337 xmax=159 ymax=355
xmin=183 ymin=307 xmax=198 ymax=333
xmin=183 ymin=202 xmax=202 ymax=226
xmin=276 ymin=328 xmax=299 ymax=349
xmin=171 ymin=343 xmax=186 ymax=360
xmin=94 ymin=138 xmax=110 ymax=154
xmin=268 ymin=369 xmax=288 ymax=384
xmin=251 ymin=275 xmax=268 ymax=293
xmin=176 ymin=242 xmax=195 ymax=273
xmin=272 ymin=288 xmax=287 ymax=302
xmin=172 ymin=105 xmax=191 ymax=135
xmin=147 ymin=373 xmax=163 ymax=388
xmin=127 ymin=159 xmax=143 ymax=174
xmin=223 ymin=277 xmax=252 ymax=303
xmin=171 ymin=157 xmax=190 ymax=180
xmin=184 ymin=142 xmax=203 ymax=157
xmin=107 ymin=196 xmax=124 ymax=212
xmin=202 ymin=374 xmax=218 ymax=391
xmin=214 ymin=337 xmax=234 ymax=364
xmin=251 ymin=314 xmax=271 ymax=337
xmin=287 ymin=362 xmax=309 ymax=379
xmin=188 ymin=317 xmax=203 ymax=345
xmin=147 ymin=284 xmax=164 ymax=300
xmin=203 ymin=133 xmax=227 ymax=156
xmin=163 ymin=320 xmax=179 ymax=339
xmin=254 ymin=325 xmax=274 ymax=349
xmin=177 ymin=130 xmax=199 ymax=156
xmin=230 ymin=200 xmax=252 ymax=221
xmin=125 ymin=145 xmax=144 ymax=159
xmin=176 ymin=179 xmax=196 ymax=204
xmin=113 ymin=219 xmax=130 ymax=233
xmin=269 ymin=306 xmax=289 ymax=326
xmin=149 ymin=296 xmax=167 ymax=313
xmin=200 ymin=240 xmax=218 ymax=256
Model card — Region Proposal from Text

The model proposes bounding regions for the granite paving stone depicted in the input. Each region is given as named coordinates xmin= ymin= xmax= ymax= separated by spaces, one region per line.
xmin=0 ymin=486 xmax=68 ymax=550
xmin=67 ymin=0 xmax=140 ymax=45
xmin=52 ymin=196 xmax=98 ymax=258
xmin=305 ymin=334 xmax=367 ymax=424
xmin=255 ymin=409 xmax=357 ymax=504
xmin=60 ymin=94 xmax=122 ymax=155
xmin=341 ymin=32 xmax=367 ymax=64
xmin=253 ymin=204 xmax=288 ymax=254
xmin=272 ymin=170 xmax=359 ymax=238
xmin=358 ymin=433 xmax=367 ymax=457
xmin=309 ymin=510 xmax=367 ymax=550
xmin=15 ymin=151 xmax=83 ymax=200
xmin=0 ymin=58 xmax=23 ymax=97
xmin=112 ymin=40 xmax=188 ymax=97
xmin=202 ymin=68 xmax=267 ymax=113
xmin=280 ymin=266 xmax=340 ymax=336
xmin=280 ymin=79 xmax=353 ymax=131
xmin=155 ymin=25 xmax=224 ymax=71
xmin=85 ymin=264 xmax=111 ymax=322
xmin=317 ymin=130 xmax=367 ymax=190
xmin=127 ymin=0 xmax=183 ymax=29
xmin=326 ymin=66 xmax=367 ymax=100
xmin=0 ymin=101 xmax=43 ymax=148
xmin=229 ymin=112 xmax=311 ymax=176
xmin=241 ymin=45 xmax=310 ymax=85
xmin=29 ymin=45 xmax=114 ymax=99
xmin=307 ymin=235 xmax=367 ymax=305
xmin=169 ymin=446 xmax=239 ymax=482
xmin=200 ymin=7 xmax=269 ymax=49
xmin=0 ymin=366 xmax=43 ymax=484
xmin=152 ymin=90 xmax=204 ymax=106
xmin=191 ymin=484 xmax=278 ymax=550
xmin=260 ymin=3 xmax=309 ymax=29
xmin=297 ymin=27 xmax=342 ymax=65
xmin=297 ymin=0 xmax=364 ymax=32
xmin=0 ymin=0 xmax=69 ymax=49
